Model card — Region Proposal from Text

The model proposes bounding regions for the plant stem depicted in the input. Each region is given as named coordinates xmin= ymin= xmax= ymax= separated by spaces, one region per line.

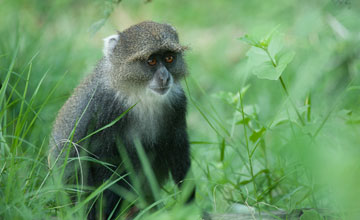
xmin=239 ymin=92 xmax=258 ymax=204
xmin=279 ymin=76 xmax=305 ymax=126
xmin=305 ymin=92 xmax=311 ymax=122
xmin=230 ymin=95 xmax=241 ymax=137
xmin=264 ymin=47 xmax=305 ymax=126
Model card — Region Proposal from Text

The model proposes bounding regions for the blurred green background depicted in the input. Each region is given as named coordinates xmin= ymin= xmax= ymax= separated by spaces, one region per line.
xmin=1 ymin=0 xmax=360 ymax=219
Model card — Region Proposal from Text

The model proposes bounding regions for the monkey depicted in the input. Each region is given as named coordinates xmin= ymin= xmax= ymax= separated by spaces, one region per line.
xmin=48 ymin=21 xmax=194 ymax=219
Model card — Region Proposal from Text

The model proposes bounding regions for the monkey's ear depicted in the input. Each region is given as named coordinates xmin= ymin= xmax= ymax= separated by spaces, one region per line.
xmin=103 ymin=34 xmax=120 ymax=56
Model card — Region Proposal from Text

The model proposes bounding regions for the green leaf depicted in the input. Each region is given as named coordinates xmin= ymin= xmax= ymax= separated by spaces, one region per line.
xmin=268 ymin=35 xmax=283 ymax=58
xmin=347 ymin=85 xmax=360 ymax=91
xmin=300 ymin=210 xmax=322 ymax=220
xmin=246 ymin=47 xmax=295 ymax=80
xmin=239 ymin=34 xmax=261 ymax=47
xmin=275 ymin=50 xmax=295 ymax=77
xmin=220 ymin=138 xmax=226 ymax=162
xmin=261 ymin=25 xmax=280 ymax=48
xmin=236 ymin=117 xmax=250 ymax=125
xmin=246 ymin=47 xmax=277 ymax=80
xmin=250 ymin=127 xmax=266 ymax=143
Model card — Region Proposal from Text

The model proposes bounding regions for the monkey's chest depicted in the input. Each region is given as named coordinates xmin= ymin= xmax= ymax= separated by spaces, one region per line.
xmin=92 ymin=96 xmax=174 ymax=153
xmin=126 ymin=109 xmax=167 ymax=145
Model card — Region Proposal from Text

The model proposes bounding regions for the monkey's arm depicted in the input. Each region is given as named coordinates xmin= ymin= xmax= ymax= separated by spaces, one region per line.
xmin=167 ymin=126 xmax=195 ymax=202
xmin=168 ymin=128 xmax=191 ymax=184
xmin=49 ymin=74 xmax=98 ymax=165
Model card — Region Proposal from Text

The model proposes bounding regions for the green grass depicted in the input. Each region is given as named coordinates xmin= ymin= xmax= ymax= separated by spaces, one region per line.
xmin=1 ymin=0 xmax=360 ymax=219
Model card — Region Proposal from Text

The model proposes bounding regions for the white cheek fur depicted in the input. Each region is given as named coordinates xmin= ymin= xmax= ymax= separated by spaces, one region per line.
xmin=114 ymin=82 xmax=183 ymax=143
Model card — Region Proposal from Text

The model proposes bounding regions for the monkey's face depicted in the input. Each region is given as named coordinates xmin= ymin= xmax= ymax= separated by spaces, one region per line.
xmin=145 ymin=52 xmax=174 ymax=95
xmin=143 ymin=50 xmax=187 ymax=95
xmin=102 ymin=21 xmax=188 ymax=96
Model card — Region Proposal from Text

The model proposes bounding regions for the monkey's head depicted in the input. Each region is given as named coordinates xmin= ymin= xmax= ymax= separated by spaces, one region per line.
xmin=102 ymin=21 xmax=188 ymax=96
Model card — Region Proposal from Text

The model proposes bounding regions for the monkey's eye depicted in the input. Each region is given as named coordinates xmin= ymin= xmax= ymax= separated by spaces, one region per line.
xmin=147 ymin=58 xmax=157 ymax=66
xmin=164 ymin=55 xmax=174 ymax=63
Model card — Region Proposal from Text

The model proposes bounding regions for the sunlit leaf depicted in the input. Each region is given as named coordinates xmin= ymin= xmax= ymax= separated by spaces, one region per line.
xmin=246 ymin=47 xmax=295 ymax=80
xmin=268 ymin=35 xmax=283 ymax=58
xmin=261 ymin=25 xmax=280 ymax=48
xmin=246 ymin=47 xmax=278 ymax=80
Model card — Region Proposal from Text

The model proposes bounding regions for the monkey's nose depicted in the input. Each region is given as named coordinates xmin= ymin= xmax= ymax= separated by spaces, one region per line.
xmin=158 ymin=68 xmax=170 ymax=87
xmin=159 ymin=74 xmax=170 ymax=86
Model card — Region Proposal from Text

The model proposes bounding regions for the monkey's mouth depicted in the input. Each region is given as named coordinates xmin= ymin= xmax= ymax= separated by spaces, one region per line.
xmin=150 ymin=87 xmax=170 ymax=95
